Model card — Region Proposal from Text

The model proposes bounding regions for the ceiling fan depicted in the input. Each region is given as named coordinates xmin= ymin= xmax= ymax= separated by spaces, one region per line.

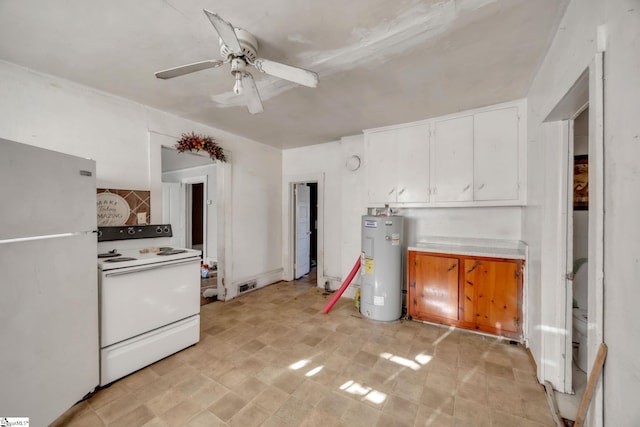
xmin=155 ymin=9 xmax=319 ymax=114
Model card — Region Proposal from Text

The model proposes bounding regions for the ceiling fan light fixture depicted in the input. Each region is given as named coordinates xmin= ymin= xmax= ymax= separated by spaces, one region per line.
xmin=154 ymin=10 xmax=319 ymax=114
xmin=233 ymin=72 xmax=243 ymax=95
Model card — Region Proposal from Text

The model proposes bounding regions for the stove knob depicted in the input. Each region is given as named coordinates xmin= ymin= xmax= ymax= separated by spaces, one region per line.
xmin=127 ymin=227 xmax=135 ymax=235
xmin=156 ymin=226 xmax=163 ymax=234
xmin=97 ymin=230 xmax=102 ymax=238
xmin=163 ymin=226 xmax=170 ymax=234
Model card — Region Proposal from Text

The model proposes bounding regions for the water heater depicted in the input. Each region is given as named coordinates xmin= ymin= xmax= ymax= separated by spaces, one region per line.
xmin=360 ymin=215 xmax=403 ymax=321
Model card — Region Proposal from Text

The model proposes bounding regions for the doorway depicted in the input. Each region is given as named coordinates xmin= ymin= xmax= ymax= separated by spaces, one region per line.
xmin=284 ymin=173 xmax=324 ymax=285
xmin=294 ymin=182 xmax=318 ymax=279
xmin=543 ymin=53 xmax=604 ymax=423
xmin=185 ymin=181 xmax=205 ymax=253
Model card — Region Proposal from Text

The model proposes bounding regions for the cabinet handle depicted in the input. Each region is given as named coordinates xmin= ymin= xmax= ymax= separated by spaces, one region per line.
xmin=388 ymin=188 xmax=396 ymax=196
xmin=466 ymin=261 xmax=481 ymax=273
xmin=477 ymin=183 xmax=485 ymax=190
xmin=463 ymin=184 xmax=471 ymax=192
xmin=398 ymin=188 xmax=406 ymax=195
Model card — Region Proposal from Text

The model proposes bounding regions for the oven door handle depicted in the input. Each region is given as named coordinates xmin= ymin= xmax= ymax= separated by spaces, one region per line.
xmin=104 ymin=258 xmax=200 ymax=277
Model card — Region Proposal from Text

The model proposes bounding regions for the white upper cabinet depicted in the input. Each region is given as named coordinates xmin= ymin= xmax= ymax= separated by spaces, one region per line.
xmin=431 ymin=115 xmax=474 ymax=202
xmin=473 ymin=107 xmax=519 ymax=201
xmin=364 ymin=99 xmax=525 ymax=207
xmin=365 ymin=124 xmax=429 ymax=204
xmin=396 ymin=124 xmax=430 ymax=203
xmin=366 ymin=128 xmax=398 ymax=204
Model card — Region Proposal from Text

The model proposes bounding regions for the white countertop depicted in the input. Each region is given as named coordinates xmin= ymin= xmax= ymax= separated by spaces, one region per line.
xmin=408 ymin=236 xmax=526 ymax=260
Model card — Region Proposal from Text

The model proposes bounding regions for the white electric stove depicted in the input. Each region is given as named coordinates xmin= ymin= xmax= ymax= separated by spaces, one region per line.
xmin=97 ymin=225 xmax=201 ymax=386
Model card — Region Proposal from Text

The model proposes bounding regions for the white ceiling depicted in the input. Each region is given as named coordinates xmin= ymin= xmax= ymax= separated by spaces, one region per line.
xmin=0 ymin=0 xmax=568 ymax=150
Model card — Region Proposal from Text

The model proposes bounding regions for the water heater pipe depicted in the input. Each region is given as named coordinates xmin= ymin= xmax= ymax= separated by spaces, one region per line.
xmin=323 ymin=256 xmax=361 ymax=314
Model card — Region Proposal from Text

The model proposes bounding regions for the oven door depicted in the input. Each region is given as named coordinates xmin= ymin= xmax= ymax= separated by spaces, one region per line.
xmin=100 ymin=257 xmax=200 ymax=348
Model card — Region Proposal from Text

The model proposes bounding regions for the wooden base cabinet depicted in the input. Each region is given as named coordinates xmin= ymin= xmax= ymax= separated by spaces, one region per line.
xmin=408 ymin=251 xmax=523 ymax=340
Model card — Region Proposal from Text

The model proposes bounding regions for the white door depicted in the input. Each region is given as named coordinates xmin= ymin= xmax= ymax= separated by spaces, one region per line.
xmin=162 ymin=182 xmax=185 ymax=248
xmin=295 ymin=183 xmax=311 ymax=279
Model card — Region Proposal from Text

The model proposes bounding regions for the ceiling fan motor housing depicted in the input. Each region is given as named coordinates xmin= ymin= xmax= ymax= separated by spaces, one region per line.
xmin=219 ymin=28 xmax=257 ymax=61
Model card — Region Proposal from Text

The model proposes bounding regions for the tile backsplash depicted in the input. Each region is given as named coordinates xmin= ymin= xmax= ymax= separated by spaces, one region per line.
xmin=97 ymin=188 xmax=150 ymax=226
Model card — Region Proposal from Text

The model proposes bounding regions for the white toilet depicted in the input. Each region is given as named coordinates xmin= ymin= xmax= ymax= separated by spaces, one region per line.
xmin=572 ymin=308 xmax=589 ymax=372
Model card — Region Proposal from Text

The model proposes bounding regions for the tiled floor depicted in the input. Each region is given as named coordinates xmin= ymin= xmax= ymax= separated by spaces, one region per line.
xmin=53 ymin=276 xmax=556 ymax=427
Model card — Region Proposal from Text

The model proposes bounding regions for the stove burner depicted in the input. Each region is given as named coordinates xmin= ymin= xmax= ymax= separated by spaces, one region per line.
xmin=104 ymin=257 xmax=137 ymax=262
xmin=157 ymin=249 xmax=187 ymax=256
xmin=98 ymin=250 xmax=121 ymax=259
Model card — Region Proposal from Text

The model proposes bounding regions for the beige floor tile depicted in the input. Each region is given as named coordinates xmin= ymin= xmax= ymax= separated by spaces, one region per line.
xmin=189 ymin=381 xmax=229 ymax=409
xmin=184 ymin=410 xmax=227 ymax=427
xmin=56 ymin=409 xmax=106 ymax=427
xmin=452 ymin=396 xmax=490 ymax=422
xmin=415 ymin=404 xmax=455 ymax=427
xmin=382 ymin=394 xmax=419 ymax=425
xmin=251 ymin=386 xmax=290 ymax=414
xmin=341 ymin=400 xmax=381 ymax=427
xmin=55 ymin=278 xmax=555 ymax=427
xmin=420 ymin=386 xmax=455 ymax=416
xmin=274 ymin=396 xmax=314 ymax=425
xmin=207 ymin=392 xmax=248 ymax=422
xmin=292 ymin=379 xmax=329 ymax=406
xmin=108 ymin=404 xmax=155 ymax=427
xmin=158 ymin=399 xmax=201 ymax=426
xmin=490 ymin=409 xmax=552 ymax=427
xmin=95 ymin=393 xmax=141 ymax=424
xmin=146 ymin=387 xmax=188 ymax=416
xmin=228 ymin=402 xmax=270 ymax=427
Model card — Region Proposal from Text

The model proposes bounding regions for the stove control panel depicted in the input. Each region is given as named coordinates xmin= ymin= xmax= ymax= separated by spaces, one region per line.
xmin=97 ymin=224 xmax=173 ymax=242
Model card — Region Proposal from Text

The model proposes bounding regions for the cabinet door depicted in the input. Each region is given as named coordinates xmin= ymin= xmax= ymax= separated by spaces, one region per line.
xmin=396 ymin=124 xmax=430 ymax=203
xmin=473 ymin=107 xmax=519 ymax=201
xmin=366 ymin=129 xmax=397 ymax=204
xmin=410 ymin=253 xmax=459 ymax=321
xmin=430 ymin=115 xmax=474 ymax=202
xmin=464 ymin=259 xmax=520 ymax=334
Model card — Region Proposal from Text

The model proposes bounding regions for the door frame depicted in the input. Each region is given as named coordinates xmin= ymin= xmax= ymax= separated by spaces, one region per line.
xmin=149 ymin=131 xmax=232 ymax=300
xmin=294 ymin=183 xmax=311 ymax=279
xmin=542 ymin=53 xmax=604 ymax=423
xmin=182 ymin=176 xmax=207 ymax=256
xmin=283 ymin=173 xmax=324 ymax=285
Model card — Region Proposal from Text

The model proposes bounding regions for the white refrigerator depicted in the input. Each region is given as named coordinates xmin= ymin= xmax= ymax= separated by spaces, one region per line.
xmin=0 ymin=139 xmax=99 ymax=426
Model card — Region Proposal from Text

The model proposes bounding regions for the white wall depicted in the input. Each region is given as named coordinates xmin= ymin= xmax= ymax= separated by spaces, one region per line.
xmin=282 ymin=140 xmax=344 ymax=287
xmin=526 ymin=0 xmax=640 ymax=425
xmin=0 ymin=60 xmax=283 ymax=298
xmin=600 ymin=1 xmax=640 ymax=424
xmin=283 ymin=133 xmax=522 ymax=296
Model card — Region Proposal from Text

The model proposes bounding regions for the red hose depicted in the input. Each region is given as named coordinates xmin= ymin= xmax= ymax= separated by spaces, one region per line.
xmin=323 ymin=256 xmax=361 ymax=314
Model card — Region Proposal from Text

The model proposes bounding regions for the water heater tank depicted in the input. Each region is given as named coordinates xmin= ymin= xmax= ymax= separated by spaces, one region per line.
xmin=360 ymin=215 xmax=403 ymax=321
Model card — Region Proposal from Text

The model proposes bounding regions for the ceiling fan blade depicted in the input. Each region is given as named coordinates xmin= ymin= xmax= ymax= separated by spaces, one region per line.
xmin=155 ymin=60 xmax=223 ymax=79
xmin=203 ymin=9 xmax=242 ymax=55
xmin=242 ymin=72 xmax=264 ymax=114
xmin=253 ymin=58 xmax=319 ymax=88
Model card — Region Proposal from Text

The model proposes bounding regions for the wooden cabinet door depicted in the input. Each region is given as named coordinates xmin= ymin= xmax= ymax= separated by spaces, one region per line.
xmin=366 ymin=129 xmax=398 ymax=204
xmin=409 ymin=252 xmax=459 ymax=322
xmin=430 ymin=115 xmax=474 ymax=202
xmin=464 ymin=259 xmax=521 ymax=335
xmin=473 ymin=107 xmax=520 ymax=201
